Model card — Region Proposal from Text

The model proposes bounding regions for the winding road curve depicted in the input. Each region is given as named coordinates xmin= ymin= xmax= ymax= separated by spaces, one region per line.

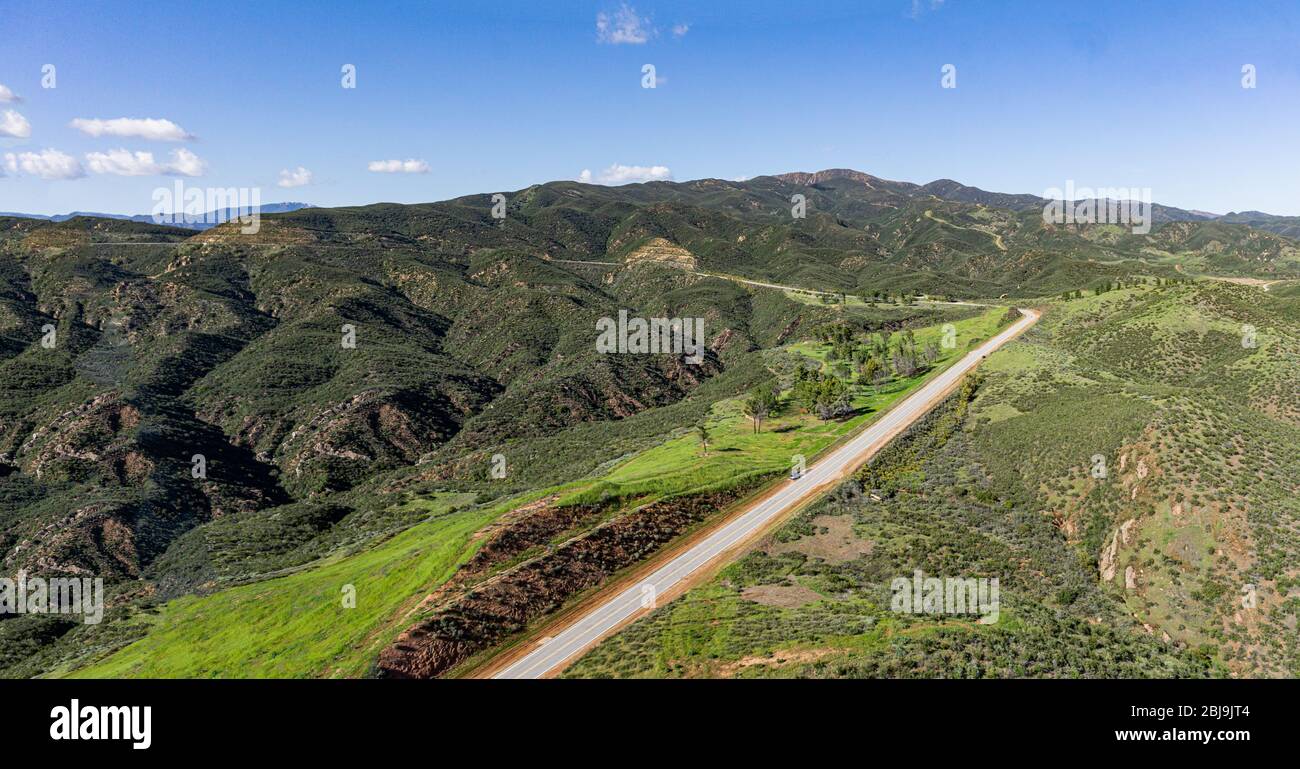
xmin=489 ymin=308 xmax=1040 ymax=679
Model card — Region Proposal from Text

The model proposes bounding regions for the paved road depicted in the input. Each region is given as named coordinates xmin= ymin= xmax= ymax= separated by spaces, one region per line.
xmin=547 ymin=263 xmax=987 ymax=307
xmin=691 ymin=271 xmax=990 ymax=307
xmin=492 ymin=308 xmax=1040 ymax=679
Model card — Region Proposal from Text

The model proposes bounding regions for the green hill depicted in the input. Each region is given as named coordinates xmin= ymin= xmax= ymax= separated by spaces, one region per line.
xmin=2 ymin=171 xmax=1297 ymax=678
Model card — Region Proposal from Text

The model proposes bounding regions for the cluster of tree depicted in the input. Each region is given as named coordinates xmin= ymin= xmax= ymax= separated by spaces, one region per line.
xmin=1089 ymin=275 xmax=1192 ymax=297
xmin=814 ymin=321 xmax=857 ymax=361
xmin=1094 ymin=278 xmax=1145 ymax=294
xmin=791 ymin=367 xmax=851 ymax=420
xmin=885 ymin=329 xmax=938 ymax=379
xmin=800 ymin=320 xmax=946 ymax=420
xmin=852 ymin=290 xmax=916 ymax=305
xmin=816 ymin=292 xmax=850 ymax=305
xmin=859 ymin=355 xmax=889 ymax=392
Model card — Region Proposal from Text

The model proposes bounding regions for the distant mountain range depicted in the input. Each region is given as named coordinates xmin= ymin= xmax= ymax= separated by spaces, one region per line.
xmin=928 ymin=180 xmax=1300 ymax=235
xmin=0 ymin=202 xmax=314 ymax=230
xmin=6 ymin=175 xmax=1300 ymax=237
xmin=773 ymin=170 xmax=1300 ymax=234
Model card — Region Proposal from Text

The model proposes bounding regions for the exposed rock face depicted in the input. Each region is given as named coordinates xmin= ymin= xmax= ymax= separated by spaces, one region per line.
xmin=1100 ymin=529 xmax=1120 ymax=583
xmin=3 ymin=400 xmax=286 ymax=579
xmin=624 ymin=238 xmax=697 ymax=270
xmin=774 ymin=169 xmax=887 ymax=188
xmin=16 ymin=392 xmax=140 ymax=478
xmin=1119 ymin=518 xmax=1136 ymax=545
xmin=261 ymin=387 xmax=487 ymax=494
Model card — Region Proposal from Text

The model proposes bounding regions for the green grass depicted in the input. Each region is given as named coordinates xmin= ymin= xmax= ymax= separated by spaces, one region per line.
xmin=65 ymin=492 xmax=502 ymax=678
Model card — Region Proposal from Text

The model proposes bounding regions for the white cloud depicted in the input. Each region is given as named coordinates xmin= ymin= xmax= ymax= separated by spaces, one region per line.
xmin=368 ymin=158 xmax=429 ymax=174
xmin=84 ymin=147 xmax=206 ymax=176
xmin=0 ymin=110 xmax=31 ymax=138
xmin=70 ymin=117 xmax=194 ymax=141
xmin=597 ymin=4 xmax=653 ymax=44
xmin=578 ymin=163 xmax=672 ymax=185
xmin=166 ymin=148 xmax=206 ymax=176
xmin=277 ymin=166 xmax=314 ymax=188
xmin=672 ymin=23 xmax=690 ymax=38
xmin=0 ymin=84 xmax=20 ymax=103
xmin=3 ymin=149 xmax=85 ymax=180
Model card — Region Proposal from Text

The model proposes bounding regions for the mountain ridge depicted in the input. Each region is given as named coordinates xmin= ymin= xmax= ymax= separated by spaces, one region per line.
xmin=0 ymin=202 xmax=314 ymax=230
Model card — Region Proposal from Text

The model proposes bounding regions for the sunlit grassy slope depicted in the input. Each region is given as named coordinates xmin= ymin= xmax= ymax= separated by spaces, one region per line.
xmin=68 ymin=493 xmax=494 ymax=678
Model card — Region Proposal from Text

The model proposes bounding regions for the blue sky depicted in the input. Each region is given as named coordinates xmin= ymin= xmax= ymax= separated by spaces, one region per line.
xmin=2 ymin=0 xmax=1298 ymax=216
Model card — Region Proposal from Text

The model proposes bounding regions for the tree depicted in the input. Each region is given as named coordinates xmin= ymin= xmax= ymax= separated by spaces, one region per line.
xmin=742 ymin=386 xmax=778 ymax=433
xmin=814 ymin=378 xmax=852 ymax=419
xmin=860 ymin=356 xmax=882 ymax=393
xmin=872 ymin=357 xmax=891 ymax=390
xmin=873 ymin=330 xmax=891 ymax=357
xmin=892 ymin=345 xmax=919 ymax=378
xmin=741 ymin=398 xmax=760 ymax=433
xmin=792 ymin=371 xmax=848 ymax=420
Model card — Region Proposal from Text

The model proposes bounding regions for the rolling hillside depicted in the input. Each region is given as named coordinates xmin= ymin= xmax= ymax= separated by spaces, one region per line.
xmin=566 ymin=281 xmax=1300 ymax=678
xmin=2 ymin=169 xmax=1297 ymax=678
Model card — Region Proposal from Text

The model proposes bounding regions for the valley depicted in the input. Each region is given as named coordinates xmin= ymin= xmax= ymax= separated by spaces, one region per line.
xmin=2 ymin=169 xmax=1297 ymax=680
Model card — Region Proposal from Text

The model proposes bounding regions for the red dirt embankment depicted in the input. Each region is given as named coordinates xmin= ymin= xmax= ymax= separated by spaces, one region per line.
xmin=376 ymin=485 xmax=753 ymax=678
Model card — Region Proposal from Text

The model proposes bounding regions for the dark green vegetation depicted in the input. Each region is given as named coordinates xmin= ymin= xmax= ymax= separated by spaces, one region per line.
xmin=2 ymin=169 xmax=1297 ymax=677
xmin=567 ymin=280 xmax=1300 ymax=679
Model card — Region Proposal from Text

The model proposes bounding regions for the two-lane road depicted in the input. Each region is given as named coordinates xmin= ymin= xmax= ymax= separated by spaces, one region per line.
xmin=491 ymin=308 xmax=1040 ymax=679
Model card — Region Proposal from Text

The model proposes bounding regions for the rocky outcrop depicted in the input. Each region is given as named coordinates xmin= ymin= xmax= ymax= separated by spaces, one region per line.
xmin=624 ymin=237 xmax=697 ymax=270
xmin=1100 ymin=529 xmax=1120 ymax=583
